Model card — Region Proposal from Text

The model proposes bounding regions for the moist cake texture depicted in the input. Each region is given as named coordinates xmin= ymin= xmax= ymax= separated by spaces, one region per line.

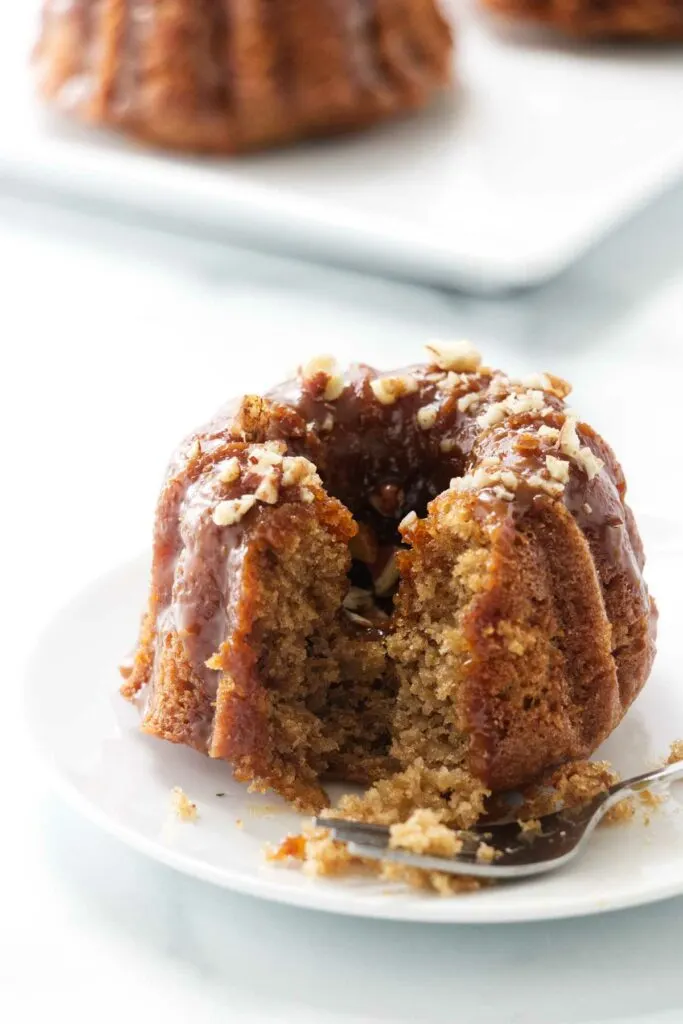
xmin=122 ymin=343 xmax=657 ymax=823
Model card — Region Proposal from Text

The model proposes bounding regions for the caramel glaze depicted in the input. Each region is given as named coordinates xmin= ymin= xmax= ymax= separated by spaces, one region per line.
xmin=124 ymin=359 xmax=656 ymax=794
xmin=445 ymin=414 xmax=655 ymax=786
xmin=34 ymin=0 xmax=453 ymax=154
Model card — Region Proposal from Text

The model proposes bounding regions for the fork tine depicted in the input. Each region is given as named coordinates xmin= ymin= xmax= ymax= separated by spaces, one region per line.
xmin=310 ymin=764 xmax=683 ymax=881
xmin=316 ymin=802 xmax=602 ymax=880
xmin=314 ymin=817 xmax=392 ymax=849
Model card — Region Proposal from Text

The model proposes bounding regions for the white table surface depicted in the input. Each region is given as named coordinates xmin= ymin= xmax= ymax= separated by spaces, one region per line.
xmin=3 ymin=181 xmax=683 ymax=1024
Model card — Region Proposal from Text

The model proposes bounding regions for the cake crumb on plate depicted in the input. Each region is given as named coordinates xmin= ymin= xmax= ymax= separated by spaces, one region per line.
xmin=171 ymin=786 xmax=198 ymax=822
xmin=266 ymin=754 xmax=662 ymax=896
xmin=267 ymin=809 xmax=487 ymax=896
xmin=667 ymin=739 xmax=683 ymax=765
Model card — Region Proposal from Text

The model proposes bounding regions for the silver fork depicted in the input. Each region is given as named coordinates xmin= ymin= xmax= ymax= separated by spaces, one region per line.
xmin=316 ymin=761 xmax=683 ymax=879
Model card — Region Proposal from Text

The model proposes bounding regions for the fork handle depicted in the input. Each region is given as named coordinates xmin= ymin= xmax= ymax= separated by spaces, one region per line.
xmin=609 ymin=758 xmax=683 ymax=798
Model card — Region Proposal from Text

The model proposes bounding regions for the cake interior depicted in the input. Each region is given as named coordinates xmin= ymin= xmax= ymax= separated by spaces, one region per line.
xmin=242 ymin=471 xmax=498 ymax=825
xmin=241 ymin=509 xmax=395 ymax=810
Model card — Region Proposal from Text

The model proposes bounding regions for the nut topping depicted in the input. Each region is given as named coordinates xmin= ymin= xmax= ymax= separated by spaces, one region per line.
xmin=349 ymin=522 xmax=379 ymax=564
xmin=398 ymin=510 xmax=418 ymax=534
xmin=424 ymin=340 xmax=482 ymax=372
xmin=372 ymin=551 xmax=400 ymax=596
xmin=416 ymin=404 xmax=439 ymax=430
xmin=218 ymin=457 xmax=241 ymax=484
xmin=343 ymin=587 xmax=374 ymax=612
xmin=213 ymin=494 xmax=257 ymax=526
xmin=299 ymin=355 xmax=345 ymax=402
xmin=370 ymin=374 xmax=419 ymax=405
xmin=545 ymin=455 xmax=570 ymax=483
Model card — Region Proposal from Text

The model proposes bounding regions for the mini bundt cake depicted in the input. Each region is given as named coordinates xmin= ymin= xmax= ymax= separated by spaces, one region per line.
xmin=481 ymin=0 xmax=683 ymax=38
xmin=33 ymin=0 xmax=454 ymax=154
xmin=122 ymin=343 xmax=656 ymax=822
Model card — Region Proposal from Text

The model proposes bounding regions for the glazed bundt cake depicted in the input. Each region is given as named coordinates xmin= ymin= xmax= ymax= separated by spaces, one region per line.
xmin=34 ymin=0 xmax=453 ymax=154
xmin=122 ymin=343 xmax=656 ymax=823
xmin=481 ymin=0 xmax=683 ymax=38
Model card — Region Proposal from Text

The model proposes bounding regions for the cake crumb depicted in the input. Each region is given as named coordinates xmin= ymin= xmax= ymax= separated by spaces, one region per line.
xmin=267 ymin=768 xmax=492 ymax=896
xmin=639 ymin=789 xmax=665 ymax=809
xmin=171 ymin=787 xmax=198 ymax=822
xmin=380 ymin=861 xmax=483 ymax=897
xmin=118 ymin=657 xmax=134 ymax=680
xmin=602 ymin=797 xmax=635 ymax=825
xmin=266 ymin=754 xmax=659 ymax=897
xmin=266 ymin=833 xmax=308 ymax=862
xmin=475 ymin=841 xmax=497 ymax=863
xmin=268 ymin=816 xmax=484 ymax=896
xmin=205 ymin=651 xmax=224 ymax=670
xmin=518 ymin=760 xmax=619 ymax=819
xmin=235 ymin=818 xmax=244 ymax=829
xmin=667 ymin=740 xmax=683 ymax=765
xmin=389 ymin=809 xmax=463 ymax=857
xmin=329 ymin=760 xmax=488 ymax=830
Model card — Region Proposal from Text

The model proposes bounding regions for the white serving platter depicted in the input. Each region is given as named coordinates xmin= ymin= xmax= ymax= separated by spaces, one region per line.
xmin=2 ymin=3 xmax=683 ymax=291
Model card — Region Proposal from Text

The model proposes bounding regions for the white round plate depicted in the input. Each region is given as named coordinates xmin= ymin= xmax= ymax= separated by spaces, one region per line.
xmin=25 ymin=513 xmax=683 ymax=924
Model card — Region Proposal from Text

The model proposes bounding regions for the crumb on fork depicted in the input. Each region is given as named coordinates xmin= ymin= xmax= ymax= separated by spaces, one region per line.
xmin=389 ymin=809 xmax=463 ymax=857
xmin=265 ymin=754 xmax=665 ymax=896
xmin=518 ymin=817 xmax=542 ymax=834
xmin=475 ymin=841 xmax=498 ymax=863
xmin=267 ymin=810 xmax=487 ymax=896
xmin=602 ymin=798 xmax=636 ymax=826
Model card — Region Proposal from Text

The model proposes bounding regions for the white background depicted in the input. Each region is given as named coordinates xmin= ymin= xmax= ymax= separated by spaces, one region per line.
xmin=2 ymin=170 xmax=683 ymax=1020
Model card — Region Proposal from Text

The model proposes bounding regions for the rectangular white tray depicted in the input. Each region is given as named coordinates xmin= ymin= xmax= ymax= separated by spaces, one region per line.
xmin=3 ymin=2 xmax=683 ymax=292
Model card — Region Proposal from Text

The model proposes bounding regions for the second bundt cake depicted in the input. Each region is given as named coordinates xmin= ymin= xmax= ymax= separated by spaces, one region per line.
xmin=121 ymin=343 xmax=656 ymax=824
xmin=481 ymin=0 xmax=683 ymax=38
xmin=34 ymin=0 xmax=454 ymax=154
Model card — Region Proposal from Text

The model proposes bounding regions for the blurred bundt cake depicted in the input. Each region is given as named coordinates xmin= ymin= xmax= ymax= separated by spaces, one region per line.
xmin=34 ymin=0 xmax=454 ymax=153
xmin=121 ymin=344 xmax=657 ymax=821
xmin=481 ymin=0 xmax=683 ymax=38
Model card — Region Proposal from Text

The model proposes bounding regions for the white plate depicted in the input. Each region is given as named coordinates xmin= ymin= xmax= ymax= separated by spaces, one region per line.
xmin=3 ymin=5 xmax=683 ymax=292
xmin=25 ymin=514 xmax=683 ymax=924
